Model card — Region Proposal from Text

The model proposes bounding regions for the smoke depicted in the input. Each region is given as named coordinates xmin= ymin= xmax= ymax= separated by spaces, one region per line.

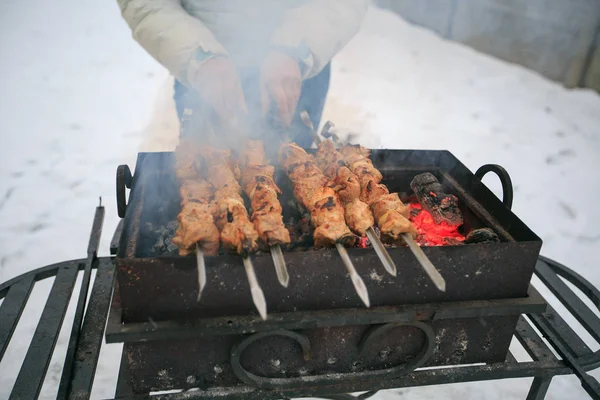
xmin=126 ymin=1 xmax=373 ymax=154
xmin=138 ymin=77 xmax=180 ymax=153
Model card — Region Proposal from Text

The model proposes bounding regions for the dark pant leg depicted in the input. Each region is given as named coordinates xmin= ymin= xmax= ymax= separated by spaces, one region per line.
xmin=290 ymin=63 xmax=331 ymax=147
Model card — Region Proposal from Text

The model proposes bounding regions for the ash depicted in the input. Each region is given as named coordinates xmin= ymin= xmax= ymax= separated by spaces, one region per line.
xmin=146 ymin=221 xmax=179 ymax=256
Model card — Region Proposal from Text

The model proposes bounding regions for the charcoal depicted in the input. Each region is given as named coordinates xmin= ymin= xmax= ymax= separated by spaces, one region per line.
xmin=465 ymin=228 xmax=500 ymax=244
xmin=152 ymin=222 xmax=179 ymax=255
xmin=410 ymin=172 xmax=463 ymax=226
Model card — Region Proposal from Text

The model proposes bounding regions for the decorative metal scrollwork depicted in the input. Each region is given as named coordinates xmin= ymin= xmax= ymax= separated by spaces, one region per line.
xmin=229 ymin=321 xmax=436 ymax=390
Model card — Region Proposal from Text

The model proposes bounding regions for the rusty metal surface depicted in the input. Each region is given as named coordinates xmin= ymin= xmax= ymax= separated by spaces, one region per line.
xmin=116 ymin=240 xmax=540 ymax=322
xmin=121 ymin=315 xmax=518 ymax=393
xmin=111 ymin=150 xmax=545 ymax=396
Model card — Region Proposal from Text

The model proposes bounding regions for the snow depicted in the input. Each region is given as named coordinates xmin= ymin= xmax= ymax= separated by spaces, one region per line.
xmin=0 ymin=1 xmax=599 ymax=399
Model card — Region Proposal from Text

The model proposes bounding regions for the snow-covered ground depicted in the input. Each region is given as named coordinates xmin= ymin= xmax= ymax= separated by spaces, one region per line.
xmin=0 ymin=1 xmax=599 ymax=399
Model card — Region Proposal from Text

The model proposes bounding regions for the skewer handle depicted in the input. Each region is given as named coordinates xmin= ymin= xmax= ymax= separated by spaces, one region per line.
xmin=335 ymin=243 xmax=370 ymax=307
xmin=270 ymin=244 xmax=289 ymax=288
xmin=402 ymin=233 xmax=447 ymax=292
xmin=243 ymin=256 xmax=268 ymax=320
xmin=300 ymin=111 xmax=322 ymax=144
xmin=366 ymin=227 xmax=397 ymax=277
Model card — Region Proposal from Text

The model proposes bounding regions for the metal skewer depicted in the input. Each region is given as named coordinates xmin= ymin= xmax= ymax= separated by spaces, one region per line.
xmin=270 ymin=244 xmax=289 ymax=287
xmin=402 ymin=233 xmax=446 ymax=292
xmin=242 ymin=256 xmax=268 ymax=320
xmin=300 ymin=111 xmax=321 ymax=145
xmin=196 ymin=243 xmax=206 ymax=301
xmin=366 ymin=227 xmax=397 ymax=277
xmin=336 ymin=243 xmax=370 ymax=307
xmin=301 ymin=111 xmax=370 ymax=305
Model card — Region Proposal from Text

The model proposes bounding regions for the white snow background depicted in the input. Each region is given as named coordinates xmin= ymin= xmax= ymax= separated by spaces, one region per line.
xmin=0 ymin=1 xmax=599 ymax=399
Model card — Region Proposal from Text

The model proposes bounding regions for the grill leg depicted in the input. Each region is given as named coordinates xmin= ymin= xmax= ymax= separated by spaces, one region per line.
xmin=526 ymin=377 xmax=552 ymax=400
xmin=115 ymin=349 xmax=137 ymax=398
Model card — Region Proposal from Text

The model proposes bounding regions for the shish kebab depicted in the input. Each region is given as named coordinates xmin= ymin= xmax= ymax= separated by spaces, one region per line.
xmin=313 ymin=137 xmax=396 ymax=276
xmin=317 ymin=119 xmax=446 ymax=292
xmin=198 ymin=144 xmax=268 ymax=320
xmin=171 ymin=107 xmax=267 ymax=319
xmin=172 ymin=110 xmax=220 ymax=301
xmin=238 ymin=139 xmax=291 ymax=287
xmin=279 ymin=142 xmax=370 ymax=307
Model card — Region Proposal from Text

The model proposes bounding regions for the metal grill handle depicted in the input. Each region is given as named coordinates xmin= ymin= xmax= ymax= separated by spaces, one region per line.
xmin=475 ymin=164 xmax=514 ymax=210
xmin=116 ymin=165 xmax=132 ymax=218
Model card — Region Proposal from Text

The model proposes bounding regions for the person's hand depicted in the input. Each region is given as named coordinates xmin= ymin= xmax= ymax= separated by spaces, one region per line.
xmin=190 ymin=57 xmax=247 ymax=121
xmin=260 ymin=51 xmax=302 ymax=127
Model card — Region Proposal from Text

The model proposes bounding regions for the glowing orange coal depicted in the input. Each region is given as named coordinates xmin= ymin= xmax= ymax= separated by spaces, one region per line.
xmin=409 ymin=203 xmax=465 ymax=246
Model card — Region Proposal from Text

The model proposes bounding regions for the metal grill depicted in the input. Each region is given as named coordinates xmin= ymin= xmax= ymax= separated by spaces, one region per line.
xmin=1 ymin=170 xmax=600 ymax=399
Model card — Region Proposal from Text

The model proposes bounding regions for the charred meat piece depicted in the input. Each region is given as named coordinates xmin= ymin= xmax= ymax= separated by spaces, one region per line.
xmin=339 ymin=144 xmax=417 ymax=244
xmin=180 ymin=180 xmax=214 ymax=205
xmin=339 ymin=144 xmax=383 ymax=186
xmin=279 ymin=142 xmax=354 ymax=247
xmin=200 ymin=145 xmax=259 ymax=255
xmin=172 ymin=140 xmax=221 ymax=256
xmin=238 ymin=140 xmax=290 ymax=248
xmin=172 ymin=202 xmax=220 ymax=256
xmin=315 ymin=140 xmax=375 ymax=237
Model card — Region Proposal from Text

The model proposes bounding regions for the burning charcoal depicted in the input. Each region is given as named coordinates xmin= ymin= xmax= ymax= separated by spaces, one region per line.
xmin=465 ymin=228 xmax=500 ymax=244
xmin=410 ymin=172 xmax=463 ymax=226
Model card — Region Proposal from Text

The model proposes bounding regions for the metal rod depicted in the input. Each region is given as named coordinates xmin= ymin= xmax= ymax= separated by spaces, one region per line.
xmin=196 ymin=244 xmax=207 ymax=302
xmin=243 ymin=256 xmax=268 ymax=320
xmin=300 ymin=111 xmax=321 ymax=144
xmin=270 ymin=244 xmax=289 ymax=288
xmin=402 ymin=233 xmax=446 ymax=292
xmin=366 ymin=227 xmax=397 ymax=277
xmin=320 ymin=120 xmax=341 ymax=143
xmin=58 ymin=203 xmax=104 ymax=398
xmin=335 ymin=243 xmax=370 ymax=307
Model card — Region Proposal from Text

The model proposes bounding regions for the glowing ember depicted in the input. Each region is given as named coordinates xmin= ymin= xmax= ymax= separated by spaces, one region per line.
xmin=409 ymin=203 xmax=465 ymax=246
xmin=357 ymin=236 xmax=369 ymax=248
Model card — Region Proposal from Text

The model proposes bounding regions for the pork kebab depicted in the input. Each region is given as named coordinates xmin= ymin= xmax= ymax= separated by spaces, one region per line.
xmin=238 ymin=139 xmax=291 ymax=286
xmin=318 ymin=121 xmax=446 ymax=292
xmin=171 ymin=111 xmax=220 ymax=301
xmin=315 ymin=139 xmax=397 ymax=276
xmin=279 ymin=142 xmax=370 ymax=307
xmin=198 ymin=144 xmax=267 ymax=319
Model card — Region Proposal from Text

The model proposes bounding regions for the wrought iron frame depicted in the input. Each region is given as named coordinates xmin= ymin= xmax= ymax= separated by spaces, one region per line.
xmin=1 ymin=205 xmax=599 ymax=400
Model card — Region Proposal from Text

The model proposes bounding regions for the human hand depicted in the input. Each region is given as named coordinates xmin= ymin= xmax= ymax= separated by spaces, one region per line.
xmin=189 ymin=57 xmax=247 ymax=122
xmin=260 ymin=51 xmax=302 ymax=127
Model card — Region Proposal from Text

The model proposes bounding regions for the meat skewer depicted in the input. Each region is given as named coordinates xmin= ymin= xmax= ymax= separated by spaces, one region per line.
xmin=301 ymin=114 xmax=398 ymax=279
xmin=171 ymin=110 xmax=220 ymax=300
xmin=319 ymin=119 xmax=446 ymax=292
xmin=279 ymin=141 xmax=370 ymax=307
xmin=199 ymin=144 xmax=267 ymax=320
xmin=238 ymin=139 xmax=291 ymax=287
xmin=313 ymin=134 xmax=397 ymax=277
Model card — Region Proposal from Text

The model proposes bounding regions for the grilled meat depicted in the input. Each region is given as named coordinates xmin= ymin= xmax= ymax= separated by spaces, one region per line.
xmin=279 ymin=142 xmax=354 ymax=247
xmin=239 ymin=140 xmax=290 ymax=248
xmin=315 ymin=140 xmax=374 ymax=237
xmin=339 ymin=144 xmax=383 ymax=186
xmin=339 ymin=144 xmax=416 ymax=244
xmin=172 ymin=140 xmax=221 ymax=256
xmin=199 ymin=145 xmax=259 ymax=255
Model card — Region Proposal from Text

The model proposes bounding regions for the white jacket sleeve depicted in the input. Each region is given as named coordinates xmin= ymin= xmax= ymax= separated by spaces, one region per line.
xmin=117 ymin=0 xmax=228 ymax=86
xmin=270 ymin=0 xmax=370 ymax=79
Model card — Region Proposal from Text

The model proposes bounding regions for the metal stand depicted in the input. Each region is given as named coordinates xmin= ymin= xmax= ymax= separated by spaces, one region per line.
xmin=1 ymin=205 xmax=599 ymax=399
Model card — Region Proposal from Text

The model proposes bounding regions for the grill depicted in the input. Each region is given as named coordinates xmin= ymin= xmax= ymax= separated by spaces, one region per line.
xmin=109 ymin=148 xmax=545 ymax=394
xmin=1 ymin=150 xmax=599 ymax=399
